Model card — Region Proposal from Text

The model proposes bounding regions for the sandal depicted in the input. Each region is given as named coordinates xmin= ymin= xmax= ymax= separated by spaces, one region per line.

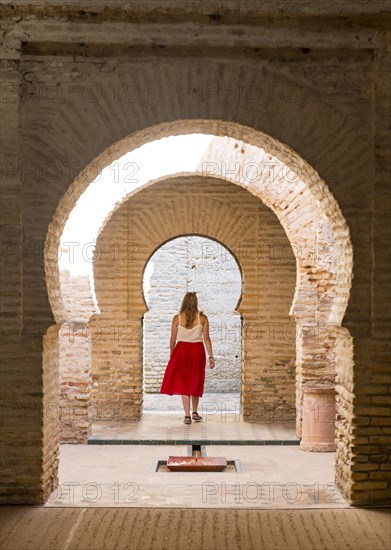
xmin=192 ymin=412 xmax=202 ymax=422
xmin=183 ymin=416 xmax=192 ymax=425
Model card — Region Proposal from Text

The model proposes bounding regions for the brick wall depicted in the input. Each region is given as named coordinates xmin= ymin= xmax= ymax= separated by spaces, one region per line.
xmin=1 ymin=1 xmax=389 ymax=505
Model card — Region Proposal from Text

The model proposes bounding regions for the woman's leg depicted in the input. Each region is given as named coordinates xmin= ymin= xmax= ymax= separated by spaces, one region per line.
xmin=191 ymin=395 xmax=199 ymax=413
xmin=181 ymin=395 xmax=190 ymax=416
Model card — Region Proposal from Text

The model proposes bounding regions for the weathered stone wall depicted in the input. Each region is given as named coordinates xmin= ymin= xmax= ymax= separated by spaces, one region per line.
xmin=143 ymin=236 xmax=242 ymax=393
xmin=0 ymin=1 xmax=389 ymax=505
xmin=92 ymin=177 xmax=297 ymax=421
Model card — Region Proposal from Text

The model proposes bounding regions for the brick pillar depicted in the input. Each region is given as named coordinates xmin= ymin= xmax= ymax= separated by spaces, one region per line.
xmin=0 ymin=46 xmax=55 ymax=504
xmin=59 ymin=322 xmax=92 ymax=443
xmin=336 ymin=333 xmax=391 ymax=504
xmin=91 ymin=314 xmax=143 ymax=423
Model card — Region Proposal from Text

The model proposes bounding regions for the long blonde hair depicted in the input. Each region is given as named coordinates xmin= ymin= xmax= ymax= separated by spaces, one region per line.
xmin=179 ymin=292 xmax=203 ymax=328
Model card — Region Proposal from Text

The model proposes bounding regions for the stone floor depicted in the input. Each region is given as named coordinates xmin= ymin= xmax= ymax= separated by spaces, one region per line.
xmin=46 ymin=444 xmax=347 ymax=509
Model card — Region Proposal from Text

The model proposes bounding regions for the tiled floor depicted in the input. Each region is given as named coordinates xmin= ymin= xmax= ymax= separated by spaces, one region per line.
xmin=90 ymin=413 xmax=298 ymax=444
xmin=46 ymin=444 xmax=347 ymax=509
xmin=91 ymin=393 xmax=298 ymax=444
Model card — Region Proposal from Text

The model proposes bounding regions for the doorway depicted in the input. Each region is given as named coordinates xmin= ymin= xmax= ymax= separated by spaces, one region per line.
xmin=142 ymin=234 xmax=242 ymax=417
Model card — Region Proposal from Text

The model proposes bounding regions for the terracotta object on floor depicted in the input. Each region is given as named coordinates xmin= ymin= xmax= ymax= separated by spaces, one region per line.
xmin=300 ymin=383 xmax=336 ymax=452
xmin=167 ymin=456 xmax=227 ymax=471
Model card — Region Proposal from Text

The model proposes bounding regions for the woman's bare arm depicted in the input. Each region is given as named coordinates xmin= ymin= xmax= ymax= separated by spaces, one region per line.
xmin=202 ymin=314 xmax=215 ymax=369
xmin=169 ymin=314 xmax=178 ymax=356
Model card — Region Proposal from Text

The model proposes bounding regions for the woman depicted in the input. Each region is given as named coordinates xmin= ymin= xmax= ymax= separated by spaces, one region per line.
xmin=160 ymin=291 xmax=215 ymax=424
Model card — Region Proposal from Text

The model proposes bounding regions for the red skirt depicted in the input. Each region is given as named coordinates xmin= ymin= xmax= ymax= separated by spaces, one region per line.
xmin=160 ymin=341 xmax=206 ymax=397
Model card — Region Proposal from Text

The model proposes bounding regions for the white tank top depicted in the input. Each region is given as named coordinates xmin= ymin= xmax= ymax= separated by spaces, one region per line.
xmin=177 ymin=311 xmax=203 ymax=343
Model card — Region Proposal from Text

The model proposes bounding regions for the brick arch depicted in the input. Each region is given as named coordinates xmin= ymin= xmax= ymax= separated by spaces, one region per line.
xmin=45 ymin=119 xmax=353 ymax=333
xmin=90 ymin=176 xmax=297 ymax=425
xmin=46 ymin=119 xmax=354 ymax=439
